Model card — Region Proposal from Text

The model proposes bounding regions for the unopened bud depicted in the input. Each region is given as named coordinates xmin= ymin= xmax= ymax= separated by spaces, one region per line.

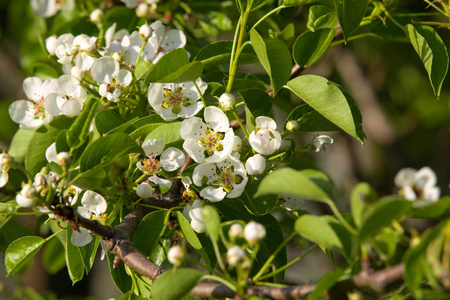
xmin=136 ymin=3 xmax=148 ymax=18
xmin=232 ymin=136 xmax=243 ymax=152
xmin=56 ymin=152 xmax=70 ymax=166
xmin=244 ymin=221 xmax=266 ymax=244
xmin=136 ymin=182 xmax=153 ymax=198
xmin=245 ymin=154 xmax=266 ymax=175
xmin=112 ymin=52 xmax=123 ymax=63
xmin=16 ymin=183 xmax=37 ymax=207
xmin=286 ymin=120 xmax=299 ymax=132
xmin=90 ymin=9 xmax=104 ymax=23
xmin=227 ymin=245 xmax=245 ymax=266
xmin=167 ymin=245 xmax=184 ymax=266
xmin=218 ymin=93 xmax=236 ymax=111
xmin=46 ymin=35 xmax=58 ymax=55
xmin=139 ymin=24 xmax=152 ymax=40
xmin=228 ymin=223 xmax=244 ymax=240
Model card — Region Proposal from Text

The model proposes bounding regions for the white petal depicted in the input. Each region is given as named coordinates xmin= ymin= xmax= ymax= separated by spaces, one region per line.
xmin=192 ymin=162 xmax=217 ymax=186
xmin=90 ymin=57 xmax=119 ymax=83
xmin=9 ymin=100 xmax=32 ymax=124
xmin=414 ymin=167 xmax=437 ymax=190
xmin=23 ymin=77 xmax=43 ymax=100
xmin=161 ymin=29 xmax=187 ymax=52
xmin=70 ymin=228 xmax=92 ymax=247
xmin=255 ymin=116 xmax=277 ymax=131
xmin=183 ymin=139 xmax=205 ymax=163
xmin=45 ymin=143 xmax=58 ymax=163
xmin=227 ymin=176 xmax=248 ymax=199
xmin=81 ymin=190 xmax=107 ymax=215
xmin=177 ymin=101 xmax=203 ymax=119
xmin=180 ymin=117 xmax=206 ymax=140
xmin=148 ymin=175 xmax=172 ymax=187
xmin=0 ymin=171 xmax=8 ymax=188
xmin=394 ymin=168 xmax=417 ymax=188
xmin=61 ymin=100 xmax=82 ymax=116
xmin=117 ymin=69 xmax=132 ymax=87
xmin=204 ymin=106 xmax=229 ymax=132
xmin=77 ymin=206 xmax=91 ymax=219
xmin=142 ymin=139 xmax=165 ymax=157
xmin=200 ymin=186 xmax=227 ymax=202
xmin=161 ymin=147 xmax=185 ymax=172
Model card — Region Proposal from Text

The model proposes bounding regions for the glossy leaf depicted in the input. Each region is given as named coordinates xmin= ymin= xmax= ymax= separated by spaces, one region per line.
xmin=239 ymin=89 xmax=272 ymax=133
xmin=5 ymin=236 xmax=45 ymax=277
xmin=95 ymin=110 xmax=126 ymax=135
xmin=65 ymin=227 xmax=85 ymax=284
xmin=213 ymin=198 xmax=254 ymax=222
xmin=410 ymin=196 xmax=450 ymax=219
xmin=335 ymin=0 xmax=369 ymax=41
xmin=240 ymin=176 xmax=278 ymax=216
xmin=295 ymin=215 xmax=343 ymax=253
xmin=254 ymin=168 xmax=332 ymax=203
xmin=406 ymin=24 xmax=449 ymax=98
xmin=285 ymin=75 xmax=365 ymax=144
xmin=134 ymin=60 xmax=153 ymax=80
xmin=201 ymin=205 xmax=221 ymax=243
xmin=42 ymin=238 xmax=66 ymax=275
xmin=293 ymin=28 xmax=336 ymax=67
xmin=250 ymin=29 xmax=292 ymax=96
xmin=107 ymin=252 xmax=132 ymax=293
xmin=307 ymin=5 xmax=338 ymax=31
xmin=358 ymin=197 xmax=412 ymax=242
xmin=194 ymin=41 xmax=258 ymax=65
xmin=268 ymin=23 xmax=295 ymax=48
xmin=285 ymin=104 xmax=340 ymax=132
xmin=9 ymin=128 xmax=35 ymax=164
xmin=152 ymin=268 xmax=204 ymax=300
xmin=80 ymin=133 xmax=143 ymax=172
xmin=134 ymin=210 xmax=169 ymax=256
xmin=67 ymin=96 xmax=98 ymax=149
xmin=144 ymin=122 xmax=182 ymax=147
xmin=146 ymin=48 xmax=203 ymax=83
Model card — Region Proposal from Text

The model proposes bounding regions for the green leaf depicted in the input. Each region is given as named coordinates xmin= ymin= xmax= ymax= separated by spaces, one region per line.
xmin=240 ymin=176 xmax=278 ymax=216
xmin=134 ymin=60 xmax=153 ymax=80
xmin=236 ymin=0 xmax=269 ymax=12
xmin=335 ymin=0 xmax=369 ymax=41
xmin=116 ymin=292 xmax=148 ymax=300
xmin=95 ymin=110 xmax=126 ymax=136
xmin=280 ymin=0 xmax=321 ymax=6
xmin=107 ymin=252 xmax=132 ymax=293
xmin=25 ymin=117 xmax=73 ymax=176
xmin=129 ymin=123 xmax=165 ymax=140
xmin=213 ymin=198 xmax=254 ymax=222
xmin=42 ymin=238 xmax=66 ymax=275
xmin=80 ymin=133 xmax=143 ymax=172
xmin=254 ymin=168 xmax=332 ymax=202
xmin=250 ymin=29 xmax=292 ymax=96
xmin=269 ymin=23 xmax=295 ymax=48
xmin=66 ymin=227 xmax=85 ymax=284
xmin=176 ymin=211 xmax=212 ymax=269
xmin=9 ymin=128 xmax=35 ymax=164
xmin=69 ymin=167 xmax=106 ymax=190
xmin=350 ymin=182 xmax=377 ymax=228
xmin=406 ymin=24 xmax=449 ymax=98
xmin=152 ymin=268 xmax=204 ymax=300
xmin=239 ymin=89 xmax=272 ymax=133
xmin=67 ymin=96 xmax=99 ymax=149
xmin=285 ymin=75 xmax=365 ymax=144
xmin=293 ymin=28 xmax=336 ymax=67
xmin=194 ymin=41 xmax=258 ymax=65
xmin=285 ymin=104 xmax=340 ymax=132
xmin=307 ymin=5 xmax=338 ymax=31
xmin=201 ymin=205 xmax=221 ymax=243
xmin=410 ymin=196 xmax=450 ymax=219
xmin=295 ymin=215 xmax=343 ymax=253
xmin=307 ymin=268 xmax=345 ymax=300
xmin=358 ymin=197 xmax=412 ymax=242
xmin=5 ymin=236 xmax=45 ymax=277
xmin=146 ymin=48 xmax=203 ymax=83
xmin=144 ymin=122 xmax=182 ymax=147
xmin=134 ymin=210 xmax=169 ymax=256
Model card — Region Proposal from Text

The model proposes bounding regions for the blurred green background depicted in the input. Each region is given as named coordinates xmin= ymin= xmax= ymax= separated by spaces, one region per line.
xmin=0 ymin=0 xmax=449 ymax=298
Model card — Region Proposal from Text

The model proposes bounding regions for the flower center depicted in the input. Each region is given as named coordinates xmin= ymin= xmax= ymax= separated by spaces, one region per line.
xmin=32 ymin=97 xmax=46 ymax=119
xmin=141 ymin=153 xmax=161 ymax=175
xmin=162 ymin=88 xmax=190 ymax=115
xmin=197 ymin=129 xmax=225 ymax=157
xmin=215 ymin=166 xmax=242 ymax=194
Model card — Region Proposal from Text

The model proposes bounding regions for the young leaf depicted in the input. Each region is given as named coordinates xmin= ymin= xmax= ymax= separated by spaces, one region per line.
xmin=307 ymin=268 xmax=345 ymax=300
xmin=80 ymin=133 xmax=144 ymax=172
xmin=239 ymin=176 xmax=278 ymax=216
xmin=307 ymin=5 xmax=338 ymax=31
xmin=144 ymin=122 xmax=182 ymax=147
xmin=406 ymin=24 xmax=449 ymax=98
xmin=409 ymin=196 xmax=450 ymax=219
xmin=250 ymin=29 xmax=292 ymax=96
xmin=358 ymin=197 xmax=412 ymax=242
xmin=295 ymin=215 xmax=343 ymax=253
xmin=335 ymin=0 xmax=369 ymax=41
xmin=5 ymin=236 xmax=46 ymax=277
xmin=293 ymin=28 xmax=336 ymax=67
xmin=285 ymin=75 xmax=366 ymax=144
xmin=134 ymin=210 xmax=169 ymax=256
xmin=152 ymin=268 xmax=204 ymax=300
xmin=201 ymin=205 xmax=221 ymax=243
xmin=67 ymin=96 xmax=99 ymax=149
xmin=254 ymin=168 xmax=332 ymax=203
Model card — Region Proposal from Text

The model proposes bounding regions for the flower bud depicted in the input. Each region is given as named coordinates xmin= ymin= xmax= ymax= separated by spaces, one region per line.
xmin=286 ymin=120 xmax=299 ymax=132
xmin=218 ymin=93 xmax=236 ymax=111
xmin=45 ymin=35 xmax=58 ymax=55
xmin=16 ymin=183 xmax=37 ymax=207
xmin=312 ymin=134 xmax=333 ymax=152
xmin=0 ymin=153 xmax=12 ymax=170
xmin=139 ymin=24 xmax=152 ymax=40
xmin=228 ymin=223 xmax=243 ymax=240
xmin=135 ymin=3 xmax=148 ymax=17
xmin=167 ymin=245 xmax=184 ymax=266
xmin=56 ymin=152 xmax=70 ymax=166
xmin=232 ymin=136 xmax=243 ymax=152
xmin=90 ymin=9 xmax=104 ymax=23
xmin=112 ymin=52 xmax=123 ymax=63
xmin=227 ymin=245 xmax=245 ymax=266
xmin=244 ymin=221 xmax=266 ymax=244
xmin=136 ymin=182 xmax=153 ymax=198
xmin=245 ymin=154 xmax=266 ymax=175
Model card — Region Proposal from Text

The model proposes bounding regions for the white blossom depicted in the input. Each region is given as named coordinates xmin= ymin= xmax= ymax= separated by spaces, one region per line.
xmin=192 ymin=155 xmax=248 ymax=202
xmin=249 ymin=116 xmax=282 ymax=155
xmin=312 ymin=134 xmax=333 ymax=152
xmin=233 ymin=136 xmax=243 ymax=152
xmin=149 ymin=20 xmax=186 ymax=63
xmin=16 ymin=183 xmax=37 ymax=207
xmin=0 ymin=153 xmax=12 ymax=188
xmin=286 ymin=120 xmax=299 ymax=132
xmin=180 ymin=106 xmax=235 ymax=163
xmin=136 ymin=182 xmax=153 ymax=198
xmin=90 ymin=9 xmax=104 ymax=23
xmin=139 ymin=24 xmax=152 ymax=40
xmin=244 ymin=221 xmax=266 ymax=244
xmin=245 ymin=154 xmax=266 ymax=175
xmin=44 ymin=75 xmax=87 ymax=117
xmin=227 ymin=245 xmax=245 ymax=266
xmin=182 ymin=200 xmax=206 ymax=233
xmin=395 ymin=167 xmax=440 ymax=204
xmin=167 ymin=245 xmax=184 ymax=266
xmin=218 ymin=93 xmax=236 ymax=111
xmin=148 ymin=78 xmax=207 ymax=121
xmin=228 ymin=223 xmax=244 ymax=240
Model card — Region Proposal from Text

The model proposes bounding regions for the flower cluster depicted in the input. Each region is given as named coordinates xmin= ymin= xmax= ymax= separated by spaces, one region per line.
xmin=395 ymin=166 xmax=440 ymax=205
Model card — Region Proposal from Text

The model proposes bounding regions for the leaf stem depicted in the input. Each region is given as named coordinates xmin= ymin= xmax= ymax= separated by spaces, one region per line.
xmin=231 ymin=108 xmax=249 ymax=140
xmin=193 ymin=80 xmax=207 ymax=109
xmin=202 ymin=274 xmax=237 ymax=292
xmin=326 ymin=200 xmax=357 ymax=236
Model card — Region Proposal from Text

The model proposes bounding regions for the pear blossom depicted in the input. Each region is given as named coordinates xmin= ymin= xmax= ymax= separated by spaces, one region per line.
xmin=0 ymin=153 xmax=12 ymax=188
xmin=90 ymin=57 xmax=132 ymax=102
xmin=46 ymin=35 xmax=58 ymax=55
xmin=43 ymin=75 xmax=87 ymax=117
xmin=136 ymin=182 xmax=153 ymax=198
xmin=395 ymin=167 xmax=440 ymax=204
xmin=180 ymin=106 xmax=235 ymax=163
xmin=103 ymin=23 xmax=130 ymax=53
xmin=167 ymin=245 xmax=184 ymax=266
xmin=218 ymin=93 xmax=236 ymax=111
xmin=233 ymin=136 xmax=243 ymax=152
xmin=149 ymin=20 xmax=186 ymax=63
xmin=139 ymin=24 xmax=152 ymax=40
xmin=245 ymin=154 xmax=266 ymax=175
xmin=182 ymin=200 xmax=206 ymax=233
xmin=227 ymin=245 xmax=245 ymax=266
xmin=279 ymin=195 xmax=304 ymax=211
xmin=137 ymin=139 xmax=185 ymax=187
xmin=312 ymin=134 xmax=333 ymax=152
xmin=249 ymin=116 xmax=282 ymax=155
xmin=228 ymin=223 xmax=244 ymax=240
xmin=56 ymin=152 xmax=70 ymax=166
xmin=192 ymin=154 xmax=248 ymax=202
xmin=34 ymin=171 xmax=58 ymax=196
xmin=9 ymin=77 xmax=59 ymax=129
xmin=30 ymin=0 xmax=74 ymax=18
xmin=90 ymin=9 xmax=104 ymax=23
xmin=244 ymin=221 xmax=266 ymax=244
xmin=286 ymin=120 xmax=299 ymax=132
xmin=121 ymin=31 xmax=158 ymax=65
xmin=16 ymin=183 xmax=37 ymax=207
xmin=148 ymin=78 xmax=207 ymax=121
